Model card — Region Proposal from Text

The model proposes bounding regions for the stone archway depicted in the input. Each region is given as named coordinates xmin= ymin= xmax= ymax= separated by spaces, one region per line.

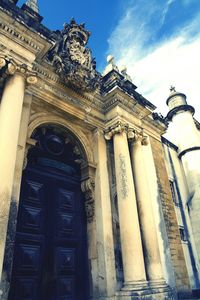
xmin=8 ymin=123 xmax=95 ymax=300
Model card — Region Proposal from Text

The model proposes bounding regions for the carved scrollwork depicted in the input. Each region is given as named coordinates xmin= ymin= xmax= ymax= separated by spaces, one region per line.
xmin=81 ymin=178 xmax=95 ymax=223
xmin=0 ymin=56 xmax=37 ymax=84
xmin=46 ymin=18 xmax=101 ymax=92
xmin=23 ymin=138 xmax=37 ymax=170
xmin=104 ymin=121 xmax=128 ymax=140
xmin=0 ymin=57 xmax=6 ymax=69
xmin=128 ymin=128 xmax=148 ymax=146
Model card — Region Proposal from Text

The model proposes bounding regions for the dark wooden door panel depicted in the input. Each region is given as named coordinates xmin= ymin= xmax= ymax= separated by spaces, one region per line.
xmin=9 ymin=166 xmax=88 ymax=300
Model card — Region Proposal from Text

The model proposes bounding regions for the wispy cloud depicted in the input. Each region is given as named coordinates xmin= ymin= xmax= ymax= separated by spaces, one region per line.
xmin=160 ymin=0 xmax=174 ymax=25
xmin=107 ymin=0 xmax=200 ymax=120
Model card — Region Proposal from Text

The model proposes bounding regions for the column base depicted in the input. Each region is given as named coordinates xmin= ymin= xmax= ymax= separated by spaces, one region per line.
xmin=116 ymin=280 xmax=176 ymax=300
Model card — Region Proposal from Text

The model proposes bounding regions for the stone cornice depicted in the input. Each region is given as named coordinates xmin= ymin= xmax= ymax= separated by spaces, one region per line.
xmin=33 ymin=62 xmax=103 ymax=111
xmin=103 ymin=87 xmax=154 ymax=118
xmin=0 ymin=0 xmax=51 ymax=39
xmin=33 ymin=63 xmax=103 ymax=110
xmin=0 ymin=9 xmax=52 ymax=59
xmin=142 ymin=115 xmax=166 ymax=135
xmin=0 ymin=21 xmax=40 ymax=52
xmin=29 ymin=86 xmax=104 ymax=130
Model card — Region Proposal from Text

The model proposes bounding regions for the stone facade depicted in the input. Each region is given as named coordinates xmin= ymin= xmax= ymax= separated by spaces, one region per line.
xmin=0 ymin=1 xmax=200 ymax=299
xmin=150 ymin=137 xmax=190 ymax=297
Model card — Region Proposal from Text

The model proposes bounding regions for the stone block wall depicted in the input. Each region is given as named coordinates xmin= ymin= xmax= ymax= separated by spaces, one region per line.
xmin=150 ymin=136 xmax=191 ymax=297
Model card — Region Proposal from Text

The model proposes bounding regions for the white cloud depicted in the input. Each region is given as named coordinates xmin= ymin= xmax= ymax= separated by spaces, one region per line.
xmin=107 ymin=1 xmax=200 ymax=121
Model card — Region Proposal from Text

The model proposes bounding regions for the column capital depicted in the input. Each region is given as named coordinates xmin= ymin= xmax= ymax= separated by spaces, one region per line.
xmin=128 ymin=129 xmax=148 ymax=146
xmin=0 ymin=56 xmax=37 ymax=85
xmin=104 ymin=121 xmax=128 ymax=140
xmin=81 ymin=177 xmax=95 ymax=223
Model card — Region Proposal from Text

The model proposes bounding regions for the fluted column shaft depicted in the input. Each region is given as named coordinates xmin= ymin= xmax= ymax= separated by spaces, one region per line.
xmin=131 ymin=133 xmax=164 ymax=282
xmin=106 ymin=123 xmax=146 ymax=287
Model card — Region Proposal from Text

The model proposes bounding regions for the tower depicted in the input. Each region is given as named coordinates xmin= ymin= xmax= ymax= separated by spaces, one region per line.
xmin=166 ymin=87 xmax=200 ymax=263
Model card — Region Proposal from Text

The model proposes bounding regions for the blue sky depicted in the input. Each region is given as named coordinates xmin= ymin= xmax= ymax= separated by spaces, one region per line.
xmin=18 ymin=0 xmax=200 ymax=119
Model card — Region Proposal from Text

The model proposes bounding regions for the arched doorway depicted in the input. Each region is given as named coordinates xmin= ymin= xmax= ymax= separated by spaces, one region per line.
xmin=9 ymin=125 xmax=89 ymax=300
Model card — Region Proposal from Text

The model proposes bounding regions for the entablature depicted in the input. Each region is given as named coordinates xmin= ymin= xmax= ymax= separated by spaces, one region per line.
xmin=0 ymin=11 xmax=52 ymax=63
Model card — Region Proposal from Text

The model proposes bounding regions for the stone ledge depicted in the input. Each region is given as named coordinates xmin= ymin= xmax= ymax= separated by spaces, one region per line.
xmin=116 ymin=285 xmax=175 ymax=300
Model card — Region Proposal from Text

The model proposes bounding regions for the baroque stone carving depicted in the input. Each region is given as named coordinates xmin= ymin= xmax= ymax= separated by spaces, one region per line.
xmin=128 ymin=128 xmax=149 ymax=146
xmin=104 ymin=121 xmax=128 ymax=140
xmin=46 ymin=19 xmax=101 ymax=92
xmin=0 ymin=57 xmax=6 ymax=69
xmin=23 ymin=138 xmax=37 ymax=170
xmin=81 ymin=178 xmax=95 ymax=223
xmin=0 ymin=57 xmax=37 ymax=83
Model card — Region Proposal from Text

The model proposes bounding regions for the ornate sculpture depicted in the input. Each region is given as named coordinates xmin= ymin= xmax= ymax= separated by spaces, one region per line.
xmin=128 ymin=129 xmax=149 ymax=146
xmin=0 ymin=57 xmax=37 ymax=83
xmin=46 ymin=19 xmax=101 ymax=92
xmin=104 ymin=121 xmax=128 ymax=140
xmin=81 ymin=178 xmax=95 ymax=223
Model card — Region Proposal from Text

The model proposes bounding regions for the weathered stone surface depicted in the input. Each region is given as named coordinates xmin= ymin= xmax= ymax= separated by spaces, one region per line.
xmin=150 ymin=136 xmax=191 ymax=297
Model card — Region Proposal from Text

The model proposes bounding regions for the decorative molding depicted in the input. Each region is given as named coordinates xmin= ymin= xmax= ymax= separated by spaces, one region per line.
xmin=166 ymin=104 xmax=195 ymax=121
xmin=81 ymin=178 xmax=95 ymax=223
xmin=0 ymin=21 xmax=41 ymax=52
xmin=33 ymin=63 xmax=103 ymax=110
xmin=43 ymin=83 xmax=91 ymax=111
xmin=178 ymin=146 xmax=200 ymax=159
xmin=27 ymin=114 xmax=94 ymax=164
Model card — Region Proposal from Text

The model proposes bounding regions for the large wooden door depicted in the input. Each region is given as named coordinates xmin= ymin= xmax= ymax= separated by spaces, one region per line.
xmin=9 ymin=164 xmax=89 ymax=300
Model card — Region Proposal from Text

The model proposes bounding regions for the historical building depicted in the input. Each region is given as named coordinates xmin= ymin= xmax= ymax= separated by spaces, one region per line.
xmin=0 ymin=0 xmax=200 ymax=299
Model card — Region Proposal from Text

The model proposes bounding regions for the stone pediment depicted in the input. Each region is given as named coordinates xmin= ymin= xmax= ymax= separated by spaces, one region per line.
xmin=46 ymin=18 xmax=101 ymax=92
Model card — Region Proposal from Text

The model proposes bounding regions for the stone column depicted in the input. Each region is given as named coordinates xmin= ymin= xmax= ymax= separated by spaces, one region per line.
xmin=0 ymin=58 xmax=37 ymax=279
xmin=91 ymin=129 xmax=116 ymax=297
xmin=130 ymin=131 xmax=164 ymax=284
xmin=105 ymin=122 xmax=147 ymax=289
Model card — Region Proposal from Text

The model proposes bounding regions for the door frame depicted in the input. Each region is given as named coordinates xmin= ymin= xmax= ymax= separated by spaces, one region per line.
xmin=2 ymin=117 xmax=97 ymax=300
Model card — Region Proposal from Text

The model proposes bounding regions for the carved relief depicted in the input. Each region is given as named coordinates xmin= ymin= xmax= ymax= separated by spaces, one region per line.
xmin=119 ymin=154 xmax=128 ymax=199
xmin=81 ymin=178 xmax=95 ymax=223
xmin=23 ymin=139 xmax=37 ymax=170
xmin=104 ymin=121 xmax=128 ymax=140
xmin=46 ymin=19 xmax=101 ymax=92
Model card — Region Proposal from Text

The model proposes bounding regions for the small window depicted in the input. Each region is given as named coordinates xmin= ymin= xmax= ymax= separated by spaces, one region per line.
xmin=179 ymin=227 xmax=187 ymax=242
xmin=169 ymin=180 xmax=179 ymax=206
